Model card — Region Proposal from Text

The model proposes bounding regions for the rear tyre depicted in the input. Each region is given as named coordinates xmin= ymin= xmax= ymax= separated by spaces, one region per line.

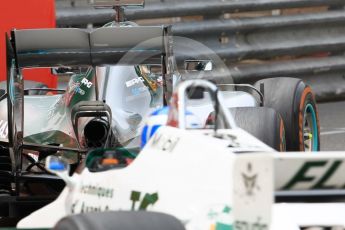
xmin=254 ymin=77 xmax=320 ymax=151
xmin=229 ymin=107 xmax=286 ymax=151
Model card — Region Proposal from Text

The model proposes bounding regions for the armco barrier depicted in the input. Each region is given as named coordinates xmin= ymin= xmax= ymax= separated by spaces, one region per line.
xmin=56 ymin=0 xmax=345 ymax=101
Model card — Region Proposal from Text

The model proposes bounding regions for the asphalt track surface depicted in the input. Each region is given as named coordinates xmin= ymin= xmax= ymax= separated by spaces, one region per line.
xmin=319 ymin=101 xmax=345 ymax=151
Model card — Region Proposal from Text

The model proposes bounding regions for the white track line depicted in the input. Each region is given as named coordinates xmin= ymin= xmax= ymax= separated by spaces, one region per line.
xmin=321 ymin=128 xmax=345 ymax=136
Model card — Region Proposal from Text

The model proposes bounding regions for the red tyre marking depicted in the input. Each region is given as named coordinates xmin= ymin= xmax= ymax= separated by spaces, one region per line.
xmin=279 ymin=118 xmax=285 ymax=151
xmin=298 ymin=86 xmax=314 ymax=151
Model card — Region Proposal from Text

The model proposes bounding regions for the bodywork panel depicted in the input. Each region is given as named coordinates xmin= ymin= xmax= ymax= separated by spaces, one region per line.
xmin=18 ymin=127 xmax=274 ymax=229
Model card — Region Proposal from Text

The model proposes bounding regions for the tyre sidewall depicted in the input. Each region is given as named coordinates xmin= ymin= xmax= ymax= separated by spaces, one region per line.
xmin=254 ymin=78 xmax=320 ymax=151
xmin=297 ymin=86 xmax=320 ymax=151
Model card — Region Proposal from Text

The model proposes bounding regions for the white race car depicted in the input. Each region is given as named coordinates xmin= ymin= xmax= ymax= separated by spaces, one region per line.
xmin=17 ymin=80 xmax=345 ymax=230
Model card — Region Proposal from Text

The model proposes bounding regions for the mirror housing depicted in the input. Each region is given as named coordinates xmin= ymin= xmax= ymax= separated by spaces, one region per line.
xmin=46 ymin=156 xmax=75 ymax=188
xmin=91 ymin=0 xmax=144 ymax=8
xmin=51 ymin=67 xmax=83 ymax=76
xmin=184 ymin=60 xmax=213 ymax=72
xmin=46 ymin=156 xmax=69 ymax=173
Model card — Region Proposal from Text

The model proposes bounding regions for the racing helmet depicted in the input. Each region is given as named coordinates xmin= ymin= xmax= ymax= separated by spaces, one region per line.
xmin=141 ymin=106 xmax=202 ymax=148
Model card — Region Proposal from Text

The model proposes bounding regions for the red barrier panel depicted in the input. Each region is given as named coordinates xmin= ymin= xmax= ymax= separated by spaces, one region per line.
xmin=0 ymin=0 xmax=57 ymax=88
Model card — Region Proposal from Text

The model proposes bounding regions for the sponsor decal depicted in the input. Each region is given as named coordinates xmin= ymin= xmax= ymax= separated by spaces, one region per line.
xmin=188 ymin=204 xmax=232 ymax=230
xmin=74 ymin=87 xmax=85 ymax=95
xmin=131 ymin=86 xmax=146 ymax=96
xmin=69 ymin=82 xmax=85 ymax=96
xmin=71 ymin=184 xmax=114 ymax=214
xmin=208 ymin=206 xmax=232 ymax=230
xmin=81 ymin=78 xmax=93 ymax=88
xmin=234 ymin=217 xmax=268 ymax=230
xmin=234 ymin=158 xmax=271 ymax=230
xmin=130 ymin=191 xmax=159 ymax=211
xmin=80 ymin=184 xmax=114 ymax=198
xmin=242 ymin=163 xmax=259 ymax=196
xmin=282 ymin=160 xmax=343 ymax=190
xmin=0 ymin=120 xmax=8 ymax=139
xmin=151 ymin=133 xmax=180 ymax=152
xmin=126 ymin=77 xmax=144 ymax=87
xmin=204 ymin=132 xmax=240 ymax=148
xmin=71 ymin=200 xmax=110 ymax=214
xmin=70 ymin=187 xmax=159 ymax=214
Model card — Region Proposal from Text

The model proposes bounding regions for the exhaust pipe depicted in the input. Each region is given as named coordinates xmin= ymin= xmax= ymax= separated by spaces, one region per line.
xmin=84 ymin=118 xmax=109 ymax=148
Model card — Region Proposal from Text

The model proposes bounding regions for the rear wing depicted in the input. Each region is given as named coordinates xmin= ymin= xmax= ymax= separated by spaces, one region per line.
xmin=5 ymin=26 xmax=174 ymax=171
xmin=274 ymin=152 xmax=345 ymax=201
xmin=11 ymin=26 xmax=171 ymax=68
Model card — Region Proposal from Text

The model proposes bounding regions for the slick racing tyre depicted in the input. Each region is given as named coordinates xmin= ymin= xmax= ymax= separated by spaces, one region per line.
xmin=229 ymin=107 xmax=286 ymax=151
xmin=254 ymin=77 xmax=320 ymax=152
xmin=53 ymin=211 xmax=185 ymax=230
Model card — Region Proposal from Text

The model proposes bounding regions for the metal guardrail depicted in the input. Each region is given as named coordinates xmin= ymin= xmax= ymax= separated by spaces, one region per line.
xmin=56 ymin=0 xmax=345 ymax=25
xmin=56 ymin=0 xmax=345 ymax=101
